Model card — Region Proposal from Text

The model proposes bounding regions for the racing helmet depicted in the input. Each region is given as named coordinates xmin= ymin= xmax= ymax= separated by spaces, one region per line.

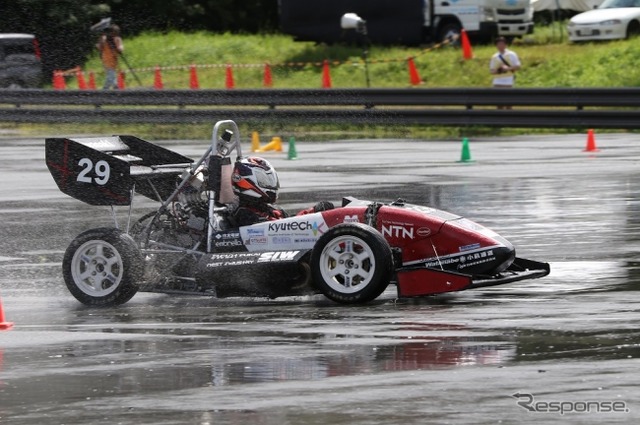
xmin=231 ymin=157 xmax=280 ymax=203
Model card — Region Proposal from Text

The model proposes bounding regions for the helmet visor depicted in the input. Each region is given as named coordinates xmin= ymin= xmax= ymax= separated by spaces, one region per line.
xmin=254 ymin=169 xmax=279 ymax=190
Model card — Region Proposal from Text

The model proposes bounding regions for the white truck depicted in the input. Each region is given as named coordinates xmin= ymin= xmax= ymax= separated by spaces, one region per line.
xmin=278 ymin=0 xmax=534 ymax=44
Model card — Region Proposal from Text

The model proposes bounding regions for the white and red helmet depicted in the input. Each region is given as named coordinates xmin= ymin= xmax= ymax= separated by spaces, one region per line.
xmin=231 ymin=157 xmax=280 ymax=203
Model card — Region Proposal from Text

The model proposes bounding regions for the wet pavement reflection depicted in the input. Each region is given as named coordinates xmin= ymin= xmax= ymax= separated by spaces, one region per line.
xmin=1 ymin=135 xmax=639 ymax=424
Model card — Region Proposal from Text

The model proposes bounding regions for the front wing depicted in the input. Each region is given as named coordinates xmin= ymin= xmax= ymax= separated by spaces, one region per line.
xmin=396 ymin=257 xmax=550 ymax=297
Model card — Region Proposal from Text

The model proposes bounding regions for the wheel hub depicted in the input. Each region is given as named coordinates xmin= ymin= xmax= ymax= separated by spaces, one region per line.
xmin=72 ymin=240 xmax=123 ymax=296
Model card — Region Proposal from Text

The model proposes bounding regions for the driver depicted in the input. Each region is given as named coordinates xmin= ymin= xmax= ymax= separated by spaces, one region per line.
xmin=231 ymin=156 xmax=333 ymax=226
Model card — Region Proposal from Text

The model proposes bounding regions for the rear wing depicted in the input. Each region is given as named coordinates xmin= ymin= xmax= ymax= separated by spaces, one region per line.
xmin=45 ymin=135 xmax=193 ymax=206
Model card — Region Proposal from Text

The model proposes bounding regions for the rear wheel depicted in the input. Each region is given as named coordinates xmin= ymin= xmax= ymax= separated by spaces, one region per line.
xmin=310 ymin=223 xmax=393 ymax=304
xmin=63 ymin=227 xmax=143 ymax=306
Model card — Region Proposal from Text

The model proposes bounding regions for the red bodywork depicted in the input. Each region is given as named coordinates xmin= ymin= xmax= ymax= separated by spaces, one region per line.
xmin=320 ymin=200 xmax=516 ymax=297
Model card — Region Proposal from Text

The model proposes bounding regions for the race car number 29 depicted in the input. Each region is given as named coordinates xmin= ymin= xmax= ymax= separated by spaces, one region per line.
xmin=77 ymin=158 xmax=110 ymax=185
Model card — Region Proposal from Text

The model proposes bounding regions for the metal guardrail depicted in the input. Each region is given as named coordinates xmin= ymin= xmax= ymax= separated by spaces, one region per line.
xmin=1 ymin=88 xmax=639 ymax=128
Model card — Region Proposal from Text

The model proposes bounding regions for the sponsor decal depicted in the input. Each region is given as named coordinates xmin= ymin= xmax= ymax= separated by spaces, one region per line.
xmin=206 ymin=251 xmax=301 ymax=267
xmin=459 ymin=243 xmax=481 ymax=252
xmin=268 ymin=220 xmax=326 ymax=236
xmin=213 ymin=239 xmax=243 ymax=248
xmin=212 ymin=231 xmax=244 ymax=248
xmin=382 ymin=224 xmax=414 ymax=239
xmin=272 ymin=236 xmax=292 ymax=244
xmin=416 ymin=227 xmax=431 ymax=237
xmin=294 ymin=237 xmax=316 ymax=243
xmin=207 ymin=259 xmax=254 ymax=267
xmin=209 ymin=253 xmax=256 ymax=260
xmin=269 ymin=221 xmax=312 ymax=232
xmin=411 ymin=248 xmax=497 ymax=270
xmin=246 ymin=228 xmax=264 ymax=237
xmin=343 ymin=215 xmax=359 ymax=223
xmin=206 ymin=252 xmax=261 ymax=267
xmin=257 ymin=251 xmax=300 ymax=262
xmin=249 ymin=237 xmax=267 ymax=245
xmin=215 ymin=232 xmax=241 ymax=240
xmin=458 ymin=250 xmax=495 ymax=269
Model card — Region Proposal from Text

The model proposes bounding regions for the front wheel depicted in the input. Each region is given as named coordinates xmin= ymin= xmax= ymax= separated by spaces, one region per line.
xmin=63 ymin=227 xmax=144 ymax=306
xmin=438 ymin=22 xmax=462 ymax=45
xmin=626 ymin=20 xmax=640 ymax=39
xmin=310 ymin=223 xmax=394 ymax=304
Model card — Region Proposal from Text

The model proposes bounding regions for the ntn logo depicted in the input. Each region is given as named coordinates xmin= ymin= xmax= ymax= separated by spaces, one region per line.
xmin=382 ymin=224 xmax=413 ymax=239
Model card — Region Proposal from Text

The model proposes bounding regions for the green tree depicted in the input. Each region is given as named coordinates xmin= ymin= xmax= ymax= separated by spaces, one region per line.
xmin=0 ymin=0 xmax=106 ymax=76
xmin=0 ymin=0 xmax=280 ymax=80
xmin=96 ymin=0 xmax=279 ymax=34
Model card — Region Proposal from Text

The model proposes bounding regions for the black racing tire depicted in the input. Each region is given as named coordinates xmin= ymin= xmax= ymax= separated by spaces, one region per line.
xmin=626 ymin=20 xmax=640 ymax=39
xmin=310 ymin=223 xmax=394 ymax=304
xmin=438 ymin=22 xmax=462 ymax=45
xmin=6 ymin=80 xmax=25 ymax=89
xmin=62 ymin=227 xmax=144 ymax=306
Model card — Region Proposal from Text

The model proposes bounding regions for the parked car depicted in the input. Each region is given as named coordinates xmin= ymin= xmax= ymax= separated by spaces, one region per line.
xmin=567 ymin=0 xmax=640 ymax=41
xmin=0 ymin=33 xmax=43 ymax=88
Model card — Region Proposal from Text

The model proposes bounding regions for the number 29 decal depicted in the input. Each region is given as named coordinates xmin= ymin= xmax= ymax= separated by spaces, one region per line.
xmin=77 ymin=158 xmax=110 ymax=185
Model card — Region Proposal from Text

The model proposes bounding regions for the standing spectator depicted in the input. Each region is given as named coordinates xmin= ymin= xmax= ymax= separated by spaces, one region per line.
xmin=490 ymin=37 xmax=520 ymax=109
xmin=96 ymin=24 xmax=123 ymax=89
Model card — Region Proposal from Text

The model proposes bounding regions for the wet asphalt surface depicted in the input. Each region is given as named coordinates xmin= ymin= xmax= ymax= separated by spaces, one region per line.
xmin=1 ymin=131 xmax=639 ymax=424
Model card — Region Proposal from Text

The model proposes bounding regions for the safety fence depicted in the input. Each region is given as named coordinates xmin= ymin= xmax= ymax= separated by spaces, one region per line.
xmin=52 ymin=34 xmax=470 ymax=90
xmin=1 ymin=88 xmax=639 ymax=128
xmin=55 ymin=57 xmax=427 ymax=90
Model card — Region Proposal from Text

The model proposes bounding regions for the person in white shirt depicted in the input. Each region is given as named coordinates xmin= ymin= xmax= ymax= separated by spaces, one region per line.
xmin=489 ymin=36 xmax=520 ymax=109
xmin=490 ymin=37 xmax=520 ymax=88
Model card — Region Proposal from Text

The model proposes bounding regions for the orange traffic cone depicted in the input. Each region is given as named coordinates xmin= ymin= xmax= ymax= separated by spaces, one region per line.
xmin=251 ymin=131 xmax=261 ymax=152
xmin=53 ymin=70 xmax=66 ymax=90
xmin=88 ymin=71 xmax=96 ymax=89
xmin=117 ymin=71 xmax=126 ymax=89
xmin=256 ymin=136 xmax=283 ymax=152
xmin=189 ymin=64 xmax=200 ymax=89
xmin=0 ymin=298 xmax=14 ymax=331
xmin=583 ymin=129 xmax=600 ymax=152
xmin=263 ymin=63 xmax=273 ymax=88
xmin=461 ymin=29 xmax=474 ymax=60
xmin=225 ymin=65 xmax=235 ymax=89
xmin=407 ymin=57 xmax=423 ymax=85
xmin=154 ymin=66 xmax=164 ymax=89
xmin=76 ymin=69 xmax=87 ymax=90
xmin=321 ymin=60 xmax=332 ymax=89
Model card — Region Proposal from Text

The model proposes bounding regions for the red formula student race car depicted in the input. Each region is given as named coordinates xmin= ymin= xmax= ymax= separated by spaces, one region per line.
xmin=45 ymin=120 xmax=550 ymax=306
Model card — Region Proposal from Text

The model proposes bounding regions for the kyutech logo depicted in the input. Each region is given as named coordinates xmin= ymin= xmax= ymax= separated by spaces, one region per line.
xmin=268 ymin=221 xmax=326 ymax=236
xmin=269 ymin=221 xmax=312 ymax=232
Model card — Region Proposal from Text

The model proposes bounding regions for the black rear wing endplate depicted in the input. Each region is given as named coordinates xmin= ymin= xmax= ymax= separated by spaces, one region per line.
xmin=45 ymin=135 xmax=193 ymax=205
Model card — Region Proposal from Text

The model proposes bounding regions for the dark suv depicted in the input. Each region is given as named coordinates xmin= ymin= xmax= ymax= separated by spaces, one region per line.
xmin=0 ymin=33 xmax=43 ymax=88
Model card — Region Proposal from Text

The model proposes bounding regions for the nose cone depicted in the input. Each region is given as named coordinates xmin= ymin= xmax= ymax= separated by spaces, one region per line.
xmin=455 ymin=242 xmax=515 ymax=276
xmin=438 ymin=219 xmax=516 ymax=276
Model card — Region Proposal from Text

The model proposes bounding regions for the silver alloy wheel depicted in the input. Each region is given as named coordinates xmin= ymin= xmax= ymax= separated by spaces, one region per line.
xmin=70 ymin=240 xmax=124 ymax=297
xmin=317 ymin=235 xmax=375 ymax=294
